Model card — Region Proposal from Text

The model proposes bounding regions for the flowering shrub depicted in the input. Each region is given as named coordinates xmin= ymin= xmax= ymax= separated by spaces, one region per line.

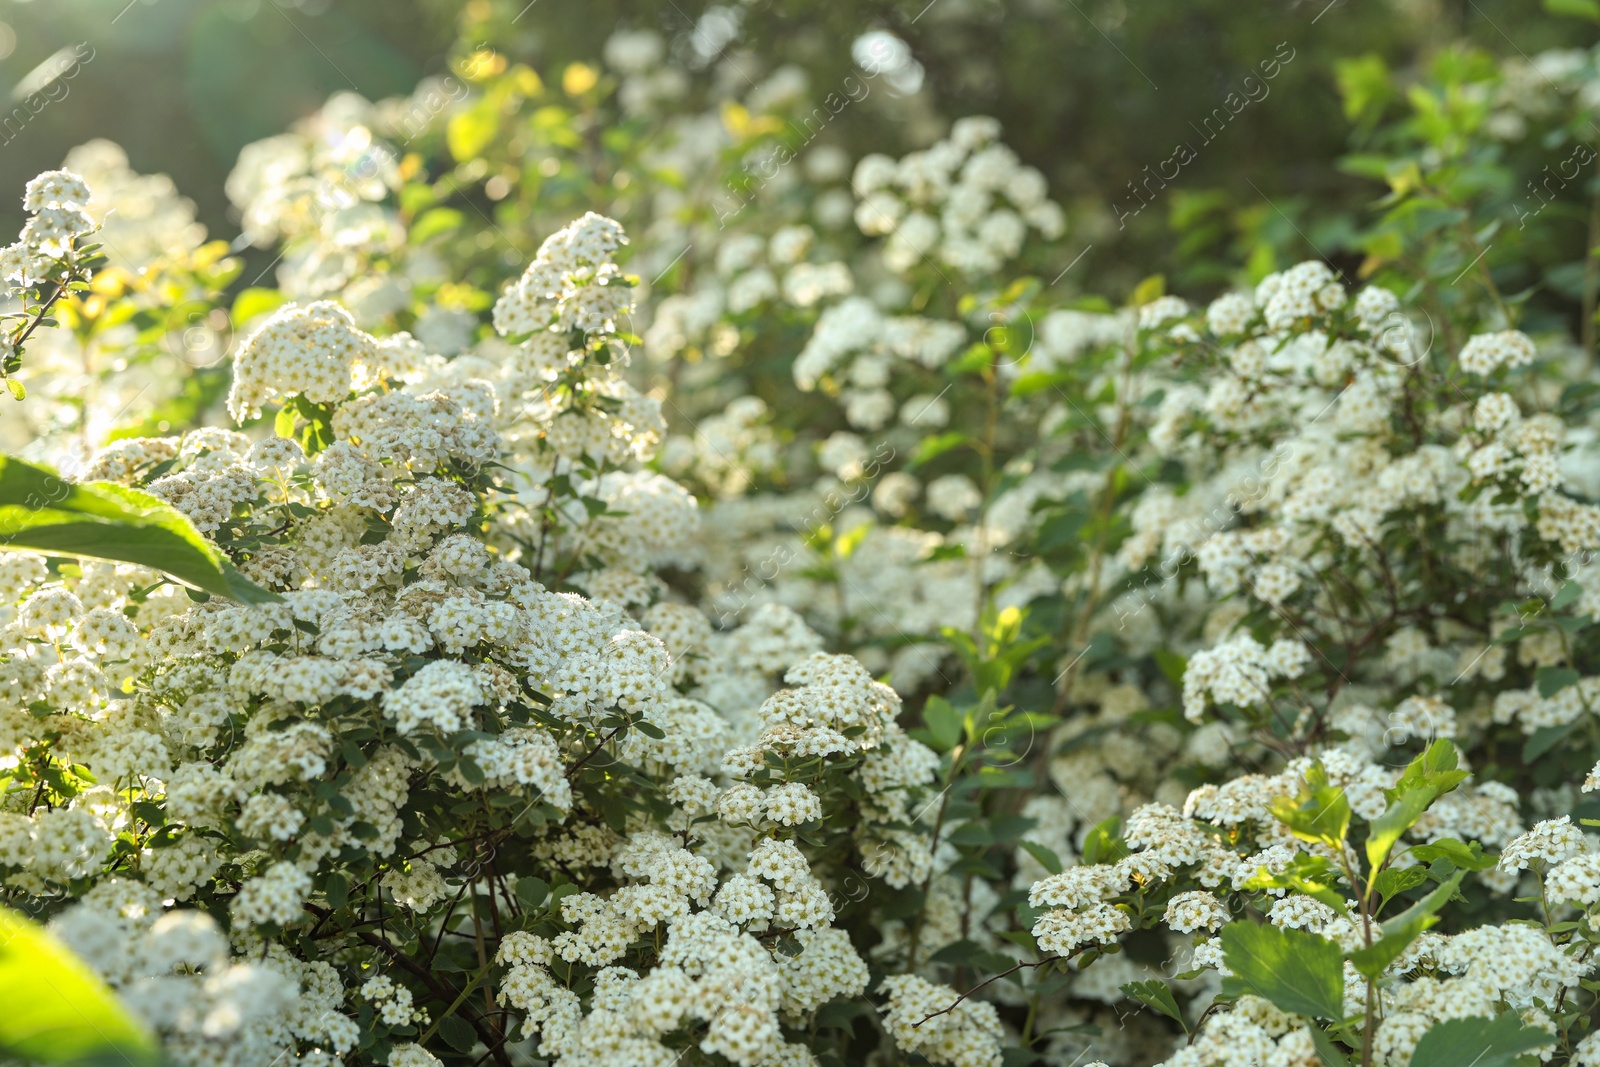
xmin=0 ymin=15 xmax=1599 ymax=1067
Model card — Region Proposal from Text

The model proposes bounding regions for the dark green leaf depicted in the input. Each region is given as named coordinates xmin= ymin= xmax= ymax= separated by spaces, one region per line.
xmin=0 ymin=456 xmax=277 ymax=603
xmin=1121 ymin=979 xmax=1186 ymax=1031
xmin=1408 ymin=1013 xmax=1552 ymax=1067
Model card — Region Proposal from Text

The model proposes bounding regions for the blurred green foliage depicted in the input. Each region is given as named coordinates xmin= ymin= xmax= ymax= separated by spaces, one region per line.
xmin=0 ymin=0 xmax=1595 ymax=295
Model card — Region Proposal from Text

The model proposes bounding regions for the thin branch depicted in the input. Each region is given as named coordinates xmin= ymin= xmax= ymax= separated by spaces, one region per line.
xmin=913 ymin=956 xmax=1062 ymax=1027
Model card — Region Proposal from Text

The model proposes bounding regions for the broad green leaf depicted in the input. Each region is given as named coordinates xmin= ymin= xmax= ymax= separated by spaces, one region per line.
xmin=1408 ymin=1012 xmax=1552 ymax=1067
xmin=1372 ymin=866 xmax=1427 ymax=907
xmin=410 ymin=208 xmax=466 ymax=244
xmin=0 ymin=906 xmax=155 ymax=1063
xmin=1242 ymin=854 xmax=1349 ymax=915
xmin=907 ymin=432 xmax=972 ymax=470
xmin=1366 ymin=740 xmax=1467 ymax=871
xmin=447 ymin=102 xmax=500 ymax=163
xmin=1549 ymin=580 xmax=1583 ymax=611
xmin=1408 ymin=839 xmax=1495 ymax=871
xmin=1271 ymin=762 xmax=1351 ymax=850
xmin=1378 ymin=869 xmax=1464 ymax=941
xmin=1523 ymin=721 xmax=1577 ymax=763
xmin=0 ymin=456 xmax=277 ymax=604
xmin=230 ymin=287 xmax=285 ymax=327
xmin=1544 ymin=0 xmax=1600 ymax=19
xmin=1080 ymin=816 xmax=1127 ymax=865
xmin=1019 ymin=840 xmax=1063 ymax=875
xmin=1121 ymin=979 xmax=1187 ymax=1032
xmin=921 ymin=695 xmax=964 ymax=752
xmin=1535 ymin=666 xmax=1580 ymax=698
xmin=1220 ymin=923 xmax=1345 ymax=1020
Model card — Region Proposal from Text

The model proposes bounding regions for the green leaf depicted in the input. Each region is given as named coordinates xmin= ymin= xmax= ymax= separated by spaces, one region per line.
xmin=1309 ymin=1025 xmax=1351 ymax=1067
xmin=1372 ymin=865 xmax=1427 ymax=907
xmin=1535 ymin=666 xmax=1580 ymax=698
xmin=1408 ymin=839 xmax=1495 ymax=871
xmin=1220 ymin=923 xmax=1345 ymax=1020
xmin=0 ymin=906 xmax=156 ymax=1063
xmin=922 ymin=695 xmax=964 ymax=752
xmin=410 ymin=208 xmax=465 ymax=244
xmin=1549 ymin=580 xmax=1582 ymax=611
xmin=1153 ymin=648 xmax=1187 ymax=687
xmin=1352 ymin=870 xmax=1469 ymax=981
xmin=1408 ymin=1012 xmax=1552 ymax=1067
xmin=1080 ymin=817 xmax=1127 ymax=865
xmin=1378 ymin=869 xmax=1464 ymax=942
xmin=1544 ymin=0 xmax=1600 ymax=19
xmin=1366 ymin=740 xmax=1466 ymax=872
xmin=437 ymin=1014 xmax=477 ymax=1054
xmin=907 ymin=432 xmax=972 ymax=471
xmin=1121 ymin=980 xmax=1187 ymax=1032
xmin=447 ymin=102 xmax=500 ymax=163
xmin=5 ymin=379 xmax=24 ymax=401
xmin=1270 ymin=762 xmax=1351 ymax=850
xmin=1019 ymin=840 xmax=1063 ymax=875
xmin=231 ymin=287 xmax=286 ymax=327
xmin=1523 ymin=721 xmax=1578 ymax=763
xmin=0 ymin=456 xmax=278 ymax=603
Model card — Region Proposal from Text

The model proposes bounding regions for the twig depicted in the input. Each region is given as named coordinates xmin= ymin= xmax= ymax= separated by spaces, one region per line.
xmin=912 ymin=956 xmax=1061 ymax=1027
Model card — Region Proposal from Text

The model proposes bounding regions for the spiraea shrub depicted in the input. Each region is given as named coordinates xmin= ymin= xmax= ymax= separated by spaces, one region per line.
xmin=0 ymin=20 xmax=1599 ymax=1067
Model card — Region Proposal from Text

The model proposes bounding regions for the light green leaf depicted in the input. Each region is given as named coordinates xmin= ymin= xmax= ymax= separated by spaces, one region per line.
xmin=922 ymin=695 xmax=964 ymax=752
xmin=1366 ymin=740 xmax=1467 ymax=871
xmin=230 ymin=287 xmax=285 ymax=328
xmin=1220 ymin=923 xmax=1345 ymax=1020
xmin=1544 ymin=0 xmax=1600 ymax=19
xmin=1409 ymin=1012 xmax=1552 ymax=1067
xmin=0 ymin=906 xmax=155 ymax=1063
xmin=1270 ymin=762 xmax=1351 ymax=850
xmin=410 ymin=208 xmax=466 ymax=244
xmin=0 ymin=455 xmax=278 ymax=604
xmin=447 ymin=102 xmax=500 ymax=162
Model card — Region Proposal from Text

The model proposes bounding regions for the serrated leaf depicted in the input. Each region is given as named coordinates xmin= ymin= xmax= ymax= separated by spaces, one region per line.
xmin=1408 ymin=839 xmax=1495 ymax=871
xmin=1366 ymin=740 xmax=1466 ymax=871
xmin=1220 ymin=923 xmax=1345 ymax=1020
xmin=1121 ymin=979 xmax=1186 ymax=1031
xmin=437 ymin=1014 xmax=477 ymax=1053
xmin=1372 ymin=865 xmax=1427 ymax=906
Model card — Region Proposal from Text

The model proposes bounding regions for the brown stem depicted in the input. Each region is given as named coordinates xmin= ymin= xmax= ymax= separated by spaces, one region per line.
xmin=912 ymin=955 xmax=1061 ymax=1027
